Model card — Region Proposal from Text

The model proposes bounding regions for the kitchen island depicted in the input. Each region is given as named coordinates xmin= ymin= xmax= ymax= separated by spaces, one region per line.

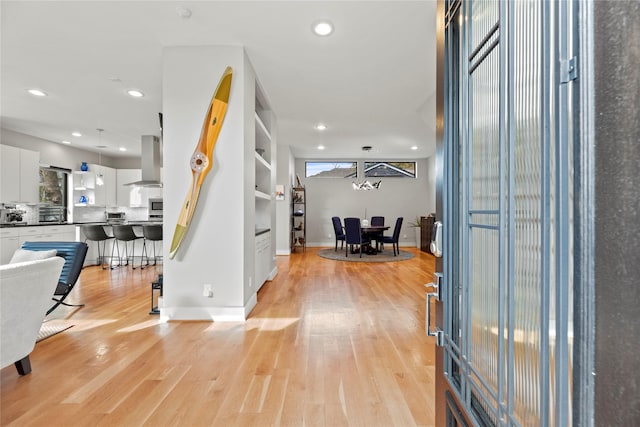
xmin=75 ymin=222 xmax=163 ymax=267
xmin=0 ymin=222 xmax=163 ymax=266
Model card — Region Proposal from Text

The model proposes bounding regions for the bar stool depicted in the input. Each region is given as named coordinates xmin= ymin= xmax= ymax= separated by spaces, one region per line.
xmin=142 ymin=224 xmax=163 ymax=266
xmin=81 ymin=224 xmax=114 ymax=269
xmin=111 ymin=225 xmax=144 ymax=269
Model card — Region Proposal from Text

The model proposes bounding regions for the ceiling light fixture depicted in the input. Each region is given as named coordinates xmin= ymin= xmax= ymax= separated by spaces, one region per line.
xmin=27 ymin=89 xmax=47 ymax=97
xmin=352 ymin=180 xmax=382 ymax=191
xmin=315 ymin=123 xmax=327 ymax=131
xmin=119 ymin=147 xmax=127 ymax=152
xmin=317 ymin=145 xmax=325 ymax=150
xmin=312 ymin=20 xmax=334 ymax=36
xmin=411 ymin=145 xmax=418 ymax=150
xmin=61 ymin=140 xmax=71 ymax=145
xmin=127 ymin=90 xmax=144 ymax=98
xmin=72 ymin=132 xmax=82 ymax=137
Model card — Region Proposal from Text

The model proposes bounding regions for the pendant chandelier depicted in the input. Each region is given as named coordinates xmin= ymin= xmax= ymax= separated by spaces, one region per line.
xmin=352 ymin=180 xmax=381 ymax=191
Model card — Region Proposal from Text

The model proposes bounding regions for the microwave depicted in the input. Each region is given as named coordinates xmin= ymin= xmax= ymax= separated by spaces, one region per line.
xmin=105 ymin=211 xmax=126 ymax=224
xmin=148 ymin=198 xmax=163 ymax=220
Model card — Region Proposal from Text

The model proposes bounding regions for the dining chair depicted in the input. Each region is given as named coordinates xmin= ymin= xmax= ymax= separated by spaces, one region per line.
xmin=331 ymin=216 xmax=346 ymax=252
xmin=370 ymin=216 xmax=384 ymax=250
xmin=370 ymin=216 xmax=384 ymax=226
xmin=344 ymin=217 xmax=370 ymax=258
xmin=382 ymin=217 xmax=403 ymax=256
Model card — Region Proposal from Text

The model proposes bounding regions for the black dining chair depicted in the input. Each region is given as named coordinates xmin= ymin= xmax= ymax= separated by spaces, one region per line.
xmin=370 ymin=216 xmax=384 ymax=226
xmin=331 ymin=216 xmax=345 ymax=251
xmin=382 ymin=217 xmax=403 ymax=256
xmin=344 ymin=217 xmax=370 ymax=258
xmin=370 ymin=216 xmax=385 ymax=250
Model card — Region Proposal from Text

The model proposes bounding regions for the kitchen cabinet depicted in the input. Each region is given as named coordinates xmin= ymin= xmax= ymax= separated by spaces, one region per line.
xmin=255 ymin=230 xmax=271 ymax=289
xmin=18 ymin=225 xmax=76 ymax=245
xmin=78 ymin=224 xmax=152 ymax=267
xmin=0 ymin=145 xmax=39 ymax=203
xmin=0 ymin=225 xmax=76 ymax=264
xmin=0 ymin=228 xmax=20 ymax=264
xmin=116 ymin=169 xmax=162 ymax=208
xmin=117 ymin=169 xmax=143 ymax=207
xmin=89 ymin=164 xmax=117 ymax=207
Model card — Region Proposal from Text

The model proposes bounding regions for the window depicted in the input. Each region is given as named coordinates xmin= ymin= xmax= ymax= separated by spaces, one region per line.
xmin=39 ymin=167 xmax=69 ymax=222
xmin=305 ymin=162 xmax=357 ymax=178
xmin=363 ymin=161 xmax=416 ymax=178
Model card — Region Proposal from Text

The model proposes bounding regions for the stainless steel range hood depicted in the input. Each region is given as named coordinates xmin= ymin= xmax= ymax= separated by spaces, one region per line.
xmin=125 ymin=135 xmax=162 ymax=187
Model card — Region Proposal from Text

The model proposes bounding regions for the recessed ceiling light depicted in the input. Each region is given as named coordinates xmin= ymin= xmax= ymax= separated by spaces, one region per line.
xmin=411 ymin=145 xmax=418 ymax=150
xmin=61 ymin=140 xmax=71 ymax=145
xmin=119 ymin=147 xmax=127 ymax=152
xmin=315 ymin=123 xmax=327 ymax=131
xmin=127 ymin=90 xmax=144 ymax=98
xmin=317 ymin=145 xmax=325 ymax=150
xmin=27 ymin=89 xmax=47 ymax=97
xmin=312 ymin=20 xmax=334 ymax=36
xmin=72 ymin=132 xmax=82 ymax=137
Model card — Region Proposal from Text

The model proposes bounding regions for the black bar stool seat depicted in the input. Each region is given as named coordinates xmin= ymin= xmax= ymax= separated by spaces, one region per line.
xmin=142 ymin=224 xmax=163 ymax=266
xmin=81 ymin=224 xmax=114 ymax=269
xmin=111 ymin=225 xmax=144 ymax=269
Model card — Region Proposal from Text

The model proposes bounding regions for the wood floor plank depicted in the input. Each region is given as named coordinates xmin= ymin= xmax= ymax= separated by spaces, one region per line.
xmin=1 ymin=247 xmax=436 ymax=426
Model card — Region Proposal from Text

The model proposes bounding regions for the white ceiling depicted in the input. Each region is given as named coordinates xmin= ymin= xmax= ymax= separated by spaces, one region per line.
xmin=1 ymin=1 xmax=437 ymax=160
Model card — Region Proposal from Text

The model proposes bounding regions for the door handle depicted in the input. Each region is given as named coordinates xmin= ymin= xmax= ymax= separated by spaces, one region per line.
xmin=425 ymin=272 xmax=444 ymax=346
xmin=430 ymin=221 xmax=442 ymax=257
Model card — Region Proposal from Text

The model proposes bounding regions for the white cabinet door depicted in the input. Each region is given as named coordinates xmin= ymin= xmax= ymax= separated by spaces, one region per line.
xmin=19 ymin=148 xmax=39 ymax=203
xmin=255 ymin=231 xmax=271 ymax=288
xmin=0 ymin=228 xmax=20 ymax=264
xmin=116 ymin=169 xmax=143 ymax=207
xmin=0 ymin=145 xmax=20 ymax=202
xmin=19 ymin=225 xmax=76 ymax=246
xmin=103 ymin=166 xmax=117 ymax=207
xmin=90 ymin=164 xmax=117 ymax=207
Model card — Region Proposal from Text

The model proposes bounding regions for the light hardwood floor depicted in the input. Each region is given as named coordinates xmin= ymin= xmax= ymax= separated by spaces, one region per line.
xmin=1 ymin=247 xmax=436 ymax=426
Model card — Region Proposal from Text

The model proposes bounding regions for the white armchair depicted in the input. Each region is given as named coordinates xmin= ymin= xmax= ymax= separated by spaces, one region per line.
xmin=1 ymin=257 xmax=64 ymax=375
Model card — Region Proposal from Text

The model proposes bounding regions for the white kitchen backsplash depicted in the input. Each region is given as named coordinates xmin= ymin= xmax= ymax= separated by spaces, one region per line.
xmin=72 ymin=206 xmax=148 ymax=223
xmin=16 ymin=204 xmax=38 ymax=224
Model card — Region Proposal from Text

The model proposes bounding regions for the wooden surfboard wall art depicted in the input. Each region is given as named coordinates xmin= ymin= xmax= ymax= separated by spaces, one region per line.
xmin=169 ymin=66 xmax=233 ymax=259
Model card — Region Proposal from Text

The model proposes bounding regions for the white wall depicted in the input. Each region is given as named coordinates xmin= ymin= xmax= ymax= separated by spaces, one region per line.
xmin=275 ymin=144 xmax=294 ymax=255
xmin=162 ymin=45 xmax=251 ymax=321
xmin=1 ymin=128 xmax=121 ymax=169
xmin=295 ymin=157 xmax=435 ymax=246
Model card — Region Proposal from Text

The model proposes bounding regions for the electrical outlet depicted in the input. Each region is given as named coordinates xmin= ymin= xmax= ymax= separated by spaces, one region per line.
xmin=203 ymin=284 xmax=213 ymax=298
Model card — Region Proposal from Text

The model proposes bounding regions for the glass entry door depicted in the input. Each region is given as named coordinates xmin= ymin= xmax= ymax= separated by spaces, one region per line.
xmin=434 ymin=0 xmax=578 ymax=425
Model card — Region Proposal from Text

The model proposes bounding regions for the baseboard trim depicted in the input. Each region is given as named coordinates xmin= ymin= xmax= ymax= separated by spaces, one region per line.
xmin=276 ymin=249 xmax=290 ymax=256
xmin=160 ymin=294 xmax=257 ymax=322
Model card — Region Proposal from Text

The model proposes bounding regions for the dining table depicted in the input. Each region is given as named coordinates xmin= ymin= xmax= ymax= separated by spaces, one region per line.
xmin=359 ymin=225 xmax=389 ymax=254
